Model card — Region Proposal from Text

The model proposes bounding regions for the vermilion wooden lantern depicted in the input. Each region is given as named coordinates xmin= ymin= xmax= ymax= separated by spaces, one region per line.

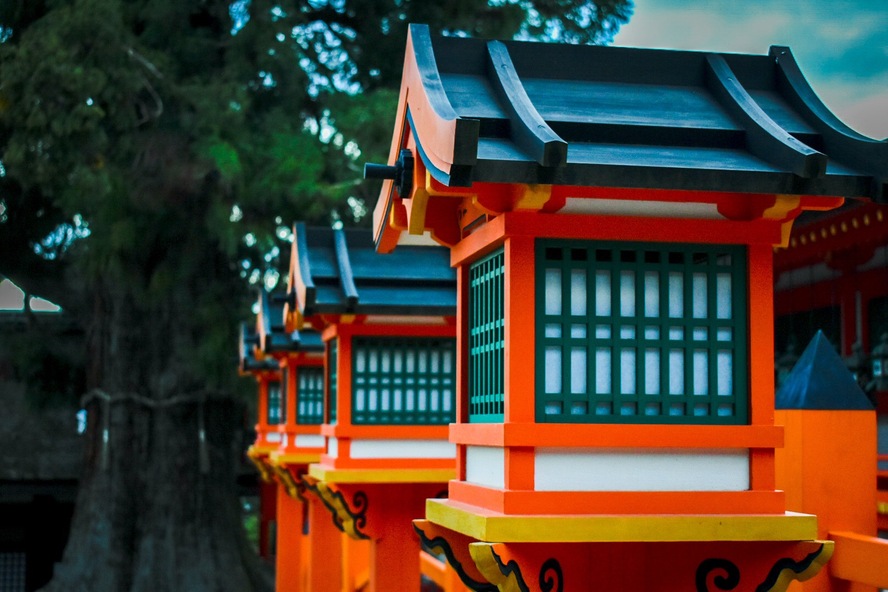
xmin=238 ymin=318 xmax=281 ymax=561
xmin=239 ymin=317 xmax=282 ymax=485
xmin=255 ymin=289 xmax=326 ymax=485
xmin=369 ymin=24 xmax=887 ymax=591
xmin=247 ymin=289 xmax=327 ymax=590
xmin=284 ymin=223 xmax=458 ymax=591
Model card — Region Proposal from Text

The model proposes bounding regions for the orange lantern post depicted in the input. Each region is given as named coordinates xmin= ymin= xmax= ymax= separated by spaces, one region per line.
xmin=284 ymin=223 xmax=459 ymax=592
xmin=368 ymin=24 xmax=887 ymax=591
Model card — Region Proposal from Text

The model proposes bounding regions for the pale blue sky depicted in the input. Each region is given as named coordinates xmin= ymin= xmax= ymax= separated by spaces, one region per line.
xmin=614 ymin=0 xmax=887 ymax=138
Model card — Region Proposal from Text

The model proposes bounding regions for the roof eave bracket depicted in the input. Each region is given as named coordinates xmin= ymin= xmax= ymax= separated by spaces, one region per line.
xmin=485 ymin=40 xmax=568 ymax=168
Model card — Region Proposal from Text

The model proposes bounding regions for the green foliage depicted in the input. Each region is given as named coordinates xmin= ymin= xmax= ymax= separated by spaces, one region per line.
xmin=241 ymin=500 xmax=261 ymax=554
xmin=0 ymin=0 xmax=633 ymax=395
xmin=203 ymin=141 xmax=243 ymax=182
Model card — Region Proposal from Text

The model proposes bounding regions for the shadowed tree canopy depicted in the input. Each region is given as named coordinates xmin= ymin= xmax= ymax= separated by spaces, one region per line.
xmin=0 ymin=1 xmax=632 ymax=590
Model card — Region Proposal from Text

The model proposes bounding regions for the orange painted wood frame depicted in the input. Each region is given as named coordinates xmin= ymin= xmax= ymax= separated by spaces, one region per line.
xmin=253 ymin=372 xmax=284 ymax=453
xmin=444 ymin=209 xmax=788 ymax=515
xmin=446 ymin=482 xmax=785 ymax=516
xmin=372 ymin=24 xmax=471 ymax=251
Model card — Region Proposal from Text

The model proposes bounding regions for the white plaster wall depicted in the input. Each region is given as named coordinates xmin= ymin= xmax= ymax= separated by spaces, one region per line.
xmin=560 ymin=198 xmax=722 ymax=219
xmin=465 ymin=446 xmax=505 ymax=489
xmin=294 ymin=434 xmax=326 ymax=448
xmin=534 ymin=448 xmax=749 ymax=491
xmin=348 ymin=439 xmax=455 ymax=459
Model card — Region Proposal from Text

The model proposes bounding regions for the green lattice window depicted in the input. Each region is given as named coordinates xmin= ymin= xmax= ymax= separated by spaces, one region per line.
xmin=327 ymin=340 xmax=338 ymax=424
xmin=267 ymin=378 xmax=283 ymax=425
xmin=535 ymin=240 xmax=748 ymax=424
xmin=468 ymin=248 xmax=505 ymax=422
xmin=297 ymin=367 xmax=325 ymax=425
xmin=352 ymin=337 xmax=456 ymax=425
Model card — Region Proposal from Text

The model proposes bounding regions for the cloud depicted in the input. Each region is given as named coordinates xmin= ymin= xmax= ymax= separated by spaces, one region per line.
xmin=823 ymin=82 xmax=888 ymax=139
xmin=614 ymin=0 xmax=887 ymax=137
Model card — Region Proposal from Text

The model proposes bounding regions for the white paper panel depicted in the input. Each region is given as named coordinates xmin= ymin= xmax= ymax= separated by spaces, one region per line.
xmin=546 ymin=269 xmax=562 ymax=315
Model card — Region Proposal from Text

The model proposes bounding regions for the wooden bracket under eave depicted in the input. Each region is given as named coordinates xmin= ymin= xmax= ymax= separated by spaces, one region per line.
xmin=302 ymin=478 xmax=370 ymax=540
xmin=270 ymin=464 xmax=305 ymax=502
xmin=413 ymin=519 xmax=497 ymax=592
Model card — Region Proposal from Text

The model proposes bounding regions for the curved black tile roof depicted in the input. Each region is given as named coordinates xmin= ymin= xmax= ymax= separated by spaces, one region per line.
xmin=290 ymin=223 xmax=456 ymax=317
xmin=404 ymin=24 xmax=887 ymax=200
xmin=238 ymin=323 xmax=277 ymax=374
xmin=256 ymin=289 xmax=324 ymax=355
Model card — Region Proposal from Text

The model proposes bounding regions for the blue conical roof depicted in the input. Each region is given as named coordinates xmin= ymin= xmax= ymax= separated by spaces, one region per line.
xmin=776 ymin=330 xmax=873 ymax=410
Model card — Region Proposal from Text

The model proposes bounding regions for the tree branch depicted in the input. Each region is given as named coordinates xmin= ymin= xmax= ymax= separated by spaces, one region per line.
xmin=125 ymin=46 xmax=164 ymax=79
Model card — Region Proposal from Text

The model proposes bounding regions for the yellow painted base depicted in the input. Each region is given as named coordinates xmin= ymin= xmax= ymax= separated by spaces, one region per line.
xmin=308 ymin=464 xmax=455 ymax=484
xmin=269 ymin=451 xmax=322 ymax=466
xmin=246 ymin=447 xmax=275 ymax=483
xmin=247 ymin=443 xmax=278 ymax=457
xmin=426 ymin=499 xmax=819 ymax=543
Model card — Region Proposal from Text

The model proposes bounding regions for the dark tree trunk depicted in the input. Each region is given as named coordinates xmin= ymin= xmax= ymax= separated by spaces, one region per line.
xmin=41 ymin=283 xmax=271 ymax=592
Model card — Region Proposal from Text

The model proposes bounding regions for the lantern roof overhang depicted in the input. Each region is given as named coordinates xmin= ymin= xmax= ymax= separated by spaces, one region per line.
xmin=255 ymin=289 xmax=324 ymax=356
xmin=372 ymin=24 xmax=887 ymax=247
xmin=286 ymin=223 xmax=456 ymax=323
xmin=238 ymin=323 xmax=277 ymax=374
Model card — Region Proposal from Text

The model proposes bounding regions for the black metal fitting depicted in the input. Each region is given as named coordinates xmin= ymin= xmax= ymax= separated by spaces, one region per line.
xmin=363 ymin=149 xmax=414 ymax=198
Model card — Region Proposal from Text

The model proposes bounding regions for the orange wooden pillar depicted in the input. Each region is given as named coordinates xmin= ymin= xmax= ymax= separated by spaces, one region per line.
xmin=329 ymin=482 xmax=443 ymax=591
xmin=342 ymin=533 xmax=370 ymax=591
xmin=369 ymin=485 xmax=429 ymax=590
xmin=276 ymin=486 xmax=307 ymax=590
xmin=258 ymin=480 xmax=278 ymax=559
xmin=306 ymin=492 xmax=343 ymax=592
